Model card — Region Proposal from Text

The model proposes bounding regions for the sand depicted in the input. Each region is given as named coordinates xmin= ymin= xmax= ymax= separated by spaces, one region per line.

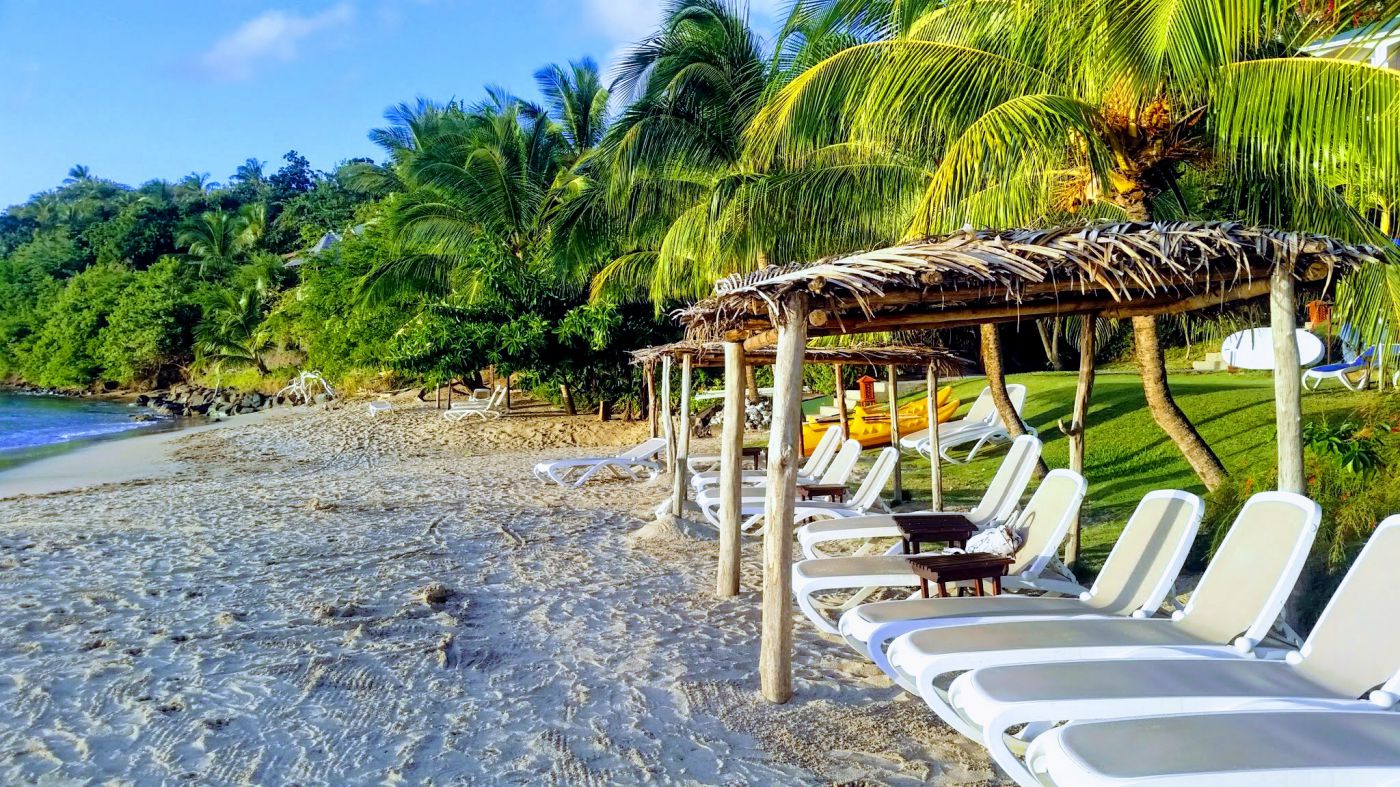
xmin=0 ymin=401 xmax=1002 ymax=785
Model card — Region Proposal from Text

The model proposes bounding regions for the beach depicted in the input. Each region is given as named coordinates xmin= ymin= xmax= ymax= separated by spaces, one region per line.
xmin=0 ymin=400 xmax=999 ymax=785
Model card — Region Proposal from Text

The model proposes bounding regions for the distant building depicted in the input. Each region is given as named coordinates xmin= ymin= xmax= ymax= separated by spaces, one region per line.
xmin=1304 ymin=17 xmax=1400 ymax=68
xmin=283 ymin=225 xmax=365 ymax=268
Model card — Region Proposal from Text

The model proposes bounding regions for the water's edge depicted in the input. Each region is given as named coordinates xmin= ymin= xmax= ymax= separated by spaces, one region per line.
xmin=0 ymin=393 xmax=187 ymax=473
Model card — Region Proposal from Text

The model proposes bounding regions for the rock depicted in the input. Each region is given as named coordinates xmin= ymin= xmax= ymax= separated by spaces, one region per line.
xmin=129 ymin=413 xmax=157 ymax=422
xmin=134 ymin=395 xmax=150 ymax=406
xmin=417 ymin=583 xmax=454 ymax=606
xmin=311 ymin=600 xmax=361 ymax=619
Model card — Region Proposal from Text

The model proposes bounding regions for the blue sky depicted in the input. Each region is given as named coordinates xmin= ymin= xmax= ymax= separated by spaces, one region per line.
xmin=0 ymin=0 xmax=780 ymax=208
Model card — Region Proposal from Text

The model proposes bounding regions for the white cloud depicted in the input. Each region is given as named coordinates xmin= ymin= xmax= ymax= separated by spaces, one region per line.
xmin=198 ymin=3 xmax=355 ymax=81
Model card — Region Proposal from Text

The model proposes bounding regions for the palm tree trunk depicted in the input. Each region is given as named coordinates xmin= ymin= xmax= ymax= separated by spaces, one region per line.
xmin=1036 ymin=318 xmax=1064 ymax=370
xmin=980 ymin=324 xmax=1049 ymax=477
xmin=1132 ymin=316 xmax=1227 ymax=490
xmin=560 ymin=383 xmax=577 ymax=416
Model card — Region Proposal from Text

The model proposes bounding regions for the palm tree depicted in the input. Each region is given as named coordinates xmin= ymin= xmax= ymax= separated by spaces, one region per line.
xmin=64 ymin=164 xmax=92 ymax=184
xmin=196 ymin=288 xmax=272 ymax=373
xmin=231 ymin=158 xmax=265 ymax=186
xmin=237 ymin=202 xmax=268 ymax=250
xmin=533 ymin=58 xmax=609 ymax=160
xmin=177 ymin=210 xmax=246 ymax=278
xmin=743 ymin=0 xmax=1400 ymax=488
xmin=176 ymin=172 xmax=216 ymax=200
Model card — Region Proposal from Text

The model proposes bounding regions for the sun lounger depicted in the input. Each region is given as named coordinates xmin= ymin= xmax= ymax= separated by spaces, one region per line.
xmin=443 ymin=386 xmax=506 ymax=421
xmin=368 ymin=401 xmax=392 ymax=416
xmin=796 ymin=434 xmax=1041 ymax=560
xmin=902 ymin=384 xmax=1035 ymax=464
xmin=690 ymin=425 xmax=844 ymax=491
xmin=531 ymin=438 xmax=668 ymax=487
xmin=695 ymin=439 xmax=863 ymax=530
xmin=1303 ymin=345 xmax=1374 ymax=391
xmin=791 ymin=469 xmax=1087 ymax=634
xmin=950 ymin=516 xmax=1400 ymax=784
xmin=883 ymin=491 xmax=1320 ymax=732
xmin=842 ymin=489 xmax=1203 ymax=677
xmin=1025 ymin=710 xmax=1400 ymax=786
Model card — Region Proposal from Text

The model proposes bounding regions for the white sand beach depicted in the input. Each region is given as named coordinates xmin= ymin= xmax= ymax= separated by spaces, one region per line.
xmin=0 ymin=401 xmax=1000 ymax=785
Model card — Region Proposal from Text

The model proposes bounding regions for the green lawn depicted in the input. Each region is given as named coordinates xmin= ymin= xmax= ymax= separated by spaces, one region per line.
xmin=804 ymin=371 xmax=1379 ymax=575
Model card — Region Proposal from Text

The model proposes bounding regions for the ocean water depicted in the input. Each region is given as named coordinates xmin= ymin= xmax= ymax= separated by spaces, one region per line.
xmin=0 ymin=393 xmax=177 ymax=471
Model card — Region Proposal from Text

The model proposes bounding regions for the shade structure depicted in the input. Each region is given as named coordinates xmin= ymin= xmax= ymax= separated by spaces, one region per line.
xmin=631 ymin=341 xmax=964 ymax=372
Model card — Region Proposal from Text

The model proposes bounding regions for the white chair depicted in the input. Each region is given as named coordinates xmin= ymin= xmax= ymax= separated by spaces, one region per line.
xmin=690 ymin=425 xmax=844 ymax=491
xmin=842 ymin=489 xmax=1203 ymax=678
xmin=443 ymin=386 xmax=506 ymax=422
xmin=791 ymin=469 xmax=1087 ymax=634
xmin=695 ymin=440 xmax=864 ymax=532
xmin=950 ymin=516 xmax=1400 ymax=785
xmin=367 ymin=401 xmax=392 ymax=417
xmin=885 ymin=492 xmax=1320 ymax=734
xmin=906 ymin=384 xmax=1035 ymax=465
xmin=531 ymin=438 xmax=668 ymax=487
xmin=796 ymin=434 xmax=1042 ymax=560
xmin=1026 ymin=710 xmax=1400 ymax=787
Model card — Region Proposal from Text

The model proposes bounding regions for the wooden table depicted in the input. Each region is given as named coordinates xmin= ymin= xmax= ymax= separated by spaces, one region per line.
xmin=797 ymin=483 xmax=847 ymax=502
xmin=907 ymin=553 xmax=1015 ymax=598
xmin=893 ymin=513 xmax=977 ymax=554
xmin=741 ymin=446 xmax=766 ymax=470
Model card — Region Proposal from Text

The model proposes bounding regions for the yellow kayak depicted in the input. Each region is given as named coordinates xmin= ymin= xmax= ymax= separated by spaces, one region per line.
xmin=802 ymin=386 xmax=959 ymax=455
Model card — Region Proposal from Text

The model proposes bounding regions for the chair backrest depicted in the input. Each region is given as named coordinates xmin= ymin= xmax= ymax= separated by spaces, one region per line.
xmin=490 ymin=385 xmax=508 ymax=409
xmin=817 ymin=440 xmax=864 ymax=485
xmin=848 ymin=447 xmax=899 ymax=510
xmin=967 ymin=434 xmax=1042 ymax=526
xmin=1295 ymin=516 xmax=1400 ymax=697
xmin=1175 ymin=492 xmax=1321 ymax=645
xmin=800 ymin=425 xmax=844 ymax=478
xmin=1082 ymin=490 xmax=1204 ymax=615
xmin=1008 ymin=469 xmax=1087 ymax=576
xmin=962 ymin=387 xmax=999 ymax=424
xmin=620 ymin=437 xmax=668 ymax=461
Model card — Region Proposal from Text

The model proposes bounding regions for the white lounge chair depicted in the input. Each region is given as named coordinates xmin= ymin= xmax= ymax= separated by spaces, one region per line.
xmin=796 ymin=434 xmax=1042 ymax=560
xmin=695 ymin=439 xmax=863 ymax=530
xmin=368 ymin=401 xmax=393 ymax=416
xmin=690 ymin=425 xmax=844 ymax=491
xmin=791 ymin=469 xmax=1087 ymax=634
xmin=1302 ymin=345 xmax=1375 ymax=391
xmin=946 ymin=516 xmax=1400 ymax=785
xmin=443 ymin=386 xmax=506 ymax=421
xmin=903 ymin=384 xmax=1035 ymax=465
xmin=532 ymin=438 xmax=668 ymax=487
xmin=884 ymin=492 xmax=1320 ymax=733
xmin=842 ymin=489 xmax=1203 ymax=678
xmin=1025 ymin=710 xmax=1400 ymax=787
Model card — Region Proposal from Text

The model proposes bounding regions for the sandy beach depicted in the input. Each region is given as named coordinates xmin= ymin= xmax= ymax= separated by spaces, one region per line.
xmin=0 ymin=400 xmax=1000 ymax=785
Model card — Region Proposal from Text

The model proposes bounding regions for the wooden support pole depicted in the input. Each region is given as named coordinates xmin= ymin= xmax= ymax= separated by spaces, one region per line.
xmin=833 ymin=363 xmax=849 ymax=437
xmin=717 ymin=342 xmax=746 ymax=597
xmin=1272 ymin=267 xmax=1305 ymax=494
xmin=646 ymin=362 xmax=658 ymax=439
xmin=1064 ymin=313 xmax=1097 ymax=568
xmin=760 ymin=292 xmax=808 ymax=704
xmin=672 ymin=353 xmax=694 ymax=517
xmin=504 ymin=375 xmax=512 ymax=413
xmin=746 ymin=364 xmax=761 ymax=402
xmin=660 ymin=356 xmax=675 ymax=474
xmin=447 ymin=380 xmax=453 ymax=409
xmin=886 ymin=364 xmax=904 ymax=502
xmin=926 ymin=363 xmax=943 ymax=511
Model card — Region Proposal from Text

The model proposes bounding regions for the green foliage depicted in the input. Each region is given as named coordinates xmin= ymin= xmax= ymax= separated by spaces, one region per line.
xmin=1302 ymin=417 xmax=1393 ymax=473
xmin=94 ymin=258 xmax=201 ymax=383
xmin=84 ymin=200 xmax=180 ymax=268
xmin=21 ymin=263 xmax=133 ymax=386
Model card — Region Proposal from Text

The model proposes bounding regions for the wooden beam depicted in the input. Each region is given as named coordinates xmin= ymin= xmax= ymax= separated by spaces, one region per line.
xmin=833 ymin=363 xmax=849 ymax=438
xmin=926 ymin=363 xmax=943 ymax=511
xmin=672 ymin=352 xmax=694 ymax=517
xmin=759 ymin=292 xmax=808 ymax=704
xmin=718 ymin=342 xmax=746 ymax=598
xmin=1272 ymin=267 xmax=1305 ymax=494
xmin=1063 ymin=313 xmax=1096 ymax=569
xmin=886 ymin=364 xmax=904 ymax=502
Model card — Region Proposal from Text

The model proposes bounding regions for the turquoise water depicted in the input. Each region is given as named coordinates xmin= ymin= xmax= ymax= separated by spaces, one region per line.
xmin=0 ymin=393 xmax=178 ymax=471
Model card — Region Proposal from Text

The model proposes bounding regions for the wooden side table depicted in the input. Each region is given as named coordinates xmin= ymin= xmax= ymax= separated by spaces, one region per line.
xmin=741 ymin=446 xmax=766 ymax=470
xmin=893 ymin=513 xmax=977 ymax=554
xmin=797 ymin=483 xmax=847 ymax=502
xmin=907 ymin=554 xmax=1015 ymax=598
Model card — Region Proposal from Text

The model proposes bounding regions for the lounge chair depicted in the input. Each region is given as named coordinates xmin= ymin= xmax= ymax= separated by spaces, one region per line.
xmin=532 ymin=438 xmax=668 ymax=487
xmin=1025 ymin=710 xmax=1400 ymax=786
xmin=689 ymin=425 xmax=844 ymax=491
xmin=695 ymin=439 xmax=863 ymax=529
xmin=796 ymin=434 xmax=1042 ymax=560
xmin=1302 ymin=346 xmax=1374 ymax=391
xmin=902 ymin=384 xmax=1035 ymax=465
xmin=842 ymin=489 xmax=1203 ymax=678
xmin=443 ymin=386 xmax=506 ymax=421
xmin=368 ymin=401 xmax=392 ymax=416
xmin=883 ymin=492 xmax=1319 ymax=731
xmin=949 ymin=516 xmax=1400 ymax=784
xmin=791 ymin=469 xmax=1086 ymax=634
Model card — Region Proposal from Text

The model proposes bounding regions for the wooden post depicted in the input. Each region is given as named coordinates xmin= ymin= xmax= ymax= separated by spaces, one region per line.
xmin=504 ymin=375 xmax=512 ymax=413
xmin=447 ymin=380 xmax=453 ymax=409
xmin=886 ymin=364 xmax=904 ymax=502
xmin=760 ymin=292 xmax=808 ymax=704
xmin=646 ymin=362 xmax=658 ymax=438
xmin=833 ymin=362 xmax=849 ymax=437
xmin=717 ymin=342 xmax=746 ymax=597
xmin=1272 ymin=266 xmax=1305 ymax=494
xmin=746 ymin=364 xmax=761 ymax=402
xmin=1064 ymin=313 xmax=1097 ymax=568
xmin=661 ymin=356 xmax=675 ymax=474
xmin=926 ymin=363 xmax=943 ymax=511
xmin=435 ymin=384 xmax=441 ymax=410
xmin=672 ymin=353 xmax=694 ymax=517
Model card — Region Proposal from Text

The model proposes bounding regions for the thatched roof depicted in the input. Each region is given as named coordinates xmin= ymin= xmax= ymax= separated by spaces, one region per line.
xmin=631 ymin=341 xmax=965 ymax=373
xmin=680 ymin=222 xmax=1384 ymax=343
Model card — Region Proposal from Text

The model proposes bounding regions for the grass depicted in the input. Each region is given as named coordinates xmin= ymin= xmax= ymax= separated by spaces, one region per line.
xmin=796 ymin=370 xmax=1382 ymax=577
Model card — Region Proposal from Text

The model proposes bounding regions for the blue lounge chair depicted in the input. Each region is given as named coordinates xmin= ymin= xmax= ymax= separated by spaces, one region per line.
xmin=1303 ymin=346 xmax=1374 ymax=391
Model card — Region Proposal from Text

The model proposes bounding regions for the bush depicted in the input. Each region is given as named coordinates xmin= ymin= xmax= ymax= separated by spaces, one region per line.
xmin=94 ymin=258 xmax=201 ymax=384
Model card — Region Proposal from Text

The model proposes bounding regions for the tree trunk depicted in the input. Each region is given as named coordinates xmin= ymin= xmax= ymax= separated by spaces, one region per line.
xmin=1271 ymin=267 xmax=1304 ymax=494
xmin=1132 ymin=315 xmax=1228 ymax=490
xmin=598 ymin=399 xmax=612 ymax=422
xmin=746 ymin=365 xmax=761 ymax=402
xmin=1064 ymin=314 xmax=1097 ymax=569
xmin=1037 ymin=318 xmax=1065 ymax=371
xmin=980 ymin=324 xmax=1049 ymax=477
xmin=560 ymin=383 xmax=577 ymax=416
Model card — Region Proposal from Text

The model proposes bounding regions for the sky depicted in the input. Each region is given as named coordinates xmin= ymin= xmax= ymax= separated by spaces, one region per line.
xmin=0 ymin=0 xmax=781 ymax=209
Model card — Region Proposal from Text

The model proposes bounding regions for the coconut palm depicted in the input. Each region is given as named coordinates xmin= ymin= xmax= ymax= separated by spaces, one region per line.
xmin=237 ymin=202 xmax=269 ymax=250
xmin=533 ymin=58 xmax=610 ymax=160
xmin=177 ymin=210 xmax=246 ymax=278
xmin=64 ymin=165 xmax=92 ymax=184
xmin=743 ymin=0 xmax=1400 ymax=488
xmin=196 ymin=288 xmax=272 ymax=373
